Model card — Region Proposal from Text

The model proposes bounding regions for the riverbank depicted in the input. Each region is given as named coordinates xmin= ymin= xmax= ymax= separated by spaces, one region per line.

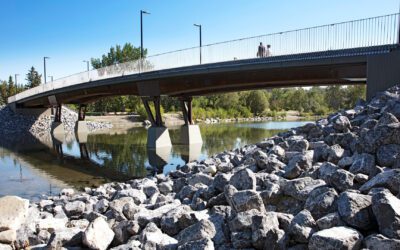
xmin=1 ymin=85 xmax=400 ymax=249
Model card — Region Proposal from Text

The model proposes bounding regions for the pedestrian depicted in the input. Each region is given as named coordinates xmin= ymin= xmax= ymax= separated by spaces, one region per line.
xmin=257 ymin=42 xmax=266 ymax=58
xmin=265 ymin=44 xmax=272 ymax=57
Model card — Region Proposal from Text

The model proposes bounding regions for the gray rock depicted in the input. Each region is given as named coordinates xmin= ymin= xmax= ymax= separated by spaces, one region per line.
xmin=377 ymin=144 xmax=400 ymax=167
xmin=349 ymin=153 xmax=379 ymax=177
xmin=338 ymin=156 xmax=354 ymax=168
xmin=0 ymin=230 xmax=16 ymax=244
xmin=318 ymin=162 xmax=354 ymax=192
xmin=112 ymin=220 xmax=131 ymax=245
xmin=212 ymin=173 xmax=231 ymax=193
xmin=276 ymin=212 xmax=294 ymax=231
xmin=251 ymin=212 xmax=280 ymax=249
xmin=0 ymin=196 xmax=29 ymax=231
xmin=64 ymin=201 xmax=85 ymax=216
xmin=177 ymin=238 xmax=214 ymax=250
xmin=46 ymin=227 xmax=83 ymax=248
xmin=231 ymin=231 xmax=253 ymax=249
xmin=333 ymin=115 xmax=352 ymax=132
xmin=284 ymin=151 xmax=313 ymax=179
xmin=229 ymin=168 xmax=256 ymax=190
xmin=282 ymin=177 xmax=326 ymax=201
xmin=337 ymin=191 xmax=375 ymax=230
xmin=110 ymin=240 xmax=141 ymax=250
xmin=309 ymin=226 xmax=363 ymax=250
xmin=60 ymin=188 xmax=75 ymax=196
xmin=160 ymin=205 xmax=199 ymax=236
xmin=158 ymin=181 xmax=173 ymax=195
xmin=177 ymin=219 xmax=216 ymax=246
xmin=134 ymin=200 xmax=181 ymax=227
xmin=327 ymin=144 xmax=345 ymax=164
xmin=305 ymin=186 xmax=338 ymax=219
xmin=188 ymin=173 xmax=213 ymax=186
xmin=316 ymin=212 xmax=345 ymax=230
xmin=140 ymin=222 xmax=178 ymax=249
xmin=371 ymin=188 xmax=400 ymax=239
xmin=288 ymin=138 xmax=309 ymax=152
xmin=254 ymin=151 xmax=286 ymax=173
xmin=113 ymin=189 xmax=146 ymax=205
xmin=83 ymin=217 xmax=114 ymax=250
xmin=289 ymin=210 xmax=316 ymax=243
xmin=225 ymin=185 xmax=264 ymax=213
xmin=360 ymin=169 xmax=400 ymax=195
xmin=364 ymin=234 xmax=400 ymax=250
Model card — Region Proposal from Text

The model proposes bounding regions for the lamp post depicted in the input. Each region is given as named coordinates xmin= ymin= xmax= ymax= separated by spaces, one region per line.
xmin=48 ymin=76 xmax=54 ymax=82
xmin=14 ymin=74 xmax=19 ymax=86
xmin=140 ymin=10 xmax=150 ymax=60
xmin=83 ymin=60 xmax=90 ymax=71
xmin=44 ymin=57 xmax=50 ymax=84
xmin=194 ymin=24 xmax=202 ymax=64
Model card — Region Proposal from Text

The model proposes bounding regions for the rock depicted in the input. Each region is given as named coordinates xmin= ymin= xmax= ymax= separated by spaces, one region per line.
xmin=0 ymin=230 xmax=16 ymax=244
xmin=122 ymin=202 xmax=140 ymax=220
xmin=60 ymin=188 xmax=74 ymax=196
xmin=288 ymin=138 xmax=309 ymax=152
xmin=376 ymin=144 xmax=400 ymax=167
xmin=284 ymin=152 xmax=313 ymax=179
xmin=319 ymin=163 xmax=354 ymax=192
xmin=316 ymin=212 xmax=346 ymax=230
xmin=94 ymin=199 xmax=109 ymax=213
xmin=47 ymin=227 xmax=83 ymax=248
xmin=333 ymin=115 xmax=352 ymax=132
xmin=134 ymin=200 xmax=181 ymax=227
xmin=64 ymin=201 xmax=86 ymax=216
xmin=337 ymin=191 xmax=375 ymax=230
xmin=0 ymin=243 xmax=12 ymax=250
xmin=231 ymin=231 xmax=253 ymax=248
xmin=360 ymin=169 xmax=400 ymax=195
xmin=177 ymin=219 xmax=216 ymax=246
xmin=160 ymin=205 xmax=199 ymax=236
xmin=110 ymin=240 xmax=141 ymax=250
xmin=177 ymin=238 xmax=214 ymax=250
xmin=83 ymin=217 xmax=114 ymax=250
xmin=229 ymin=168 xmax=256 ymax=190
xmin=289 ymin=210 xmax=316 ymax=243
xmin=364 ymin=234 xmax=400 ymax=249
xmin=140 ymin=222 xmax=178 ymax=249
xmin=112 ymin=220 xmax=131 ymax=245
xmin=251 ymin=212 xmax=281 ymax=249
xmin=158 ymin=181 xmax=173 ymax=195
xmin=349 ymin=153 xmax=379 ymax=177
xmin=304 ymin=186 xmax=338 ymax=219
xmin=371 ymin=188 xmax=400 ymax=239
xmin=282 ymin=177 xmax=326 ymax=201
xmin=326 ymin=144 xmax=345 ymax=164
xmin=212 ymin=173 xmax=231 ymax=193
xmin=309 ymin=226 xmax=363 ymax=250
xmin=113 ymin=189 xmax=146 ymax=205
xmin=225 ymin=185 xmax=264 ymax=213
xmin=0 ymin=196 xmax=29 ymax=231
xmin=276 ymin=212 xmax=294 ymax=231
xmin=188 ymin=173 xmax=213 ymax=186
xmin=254 ymin=151 xmax=286 ymax=173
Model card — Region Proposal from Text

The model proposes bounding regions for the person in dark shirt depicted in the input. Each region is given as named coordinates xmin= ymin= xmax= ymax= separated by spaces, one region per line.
xmin=257 ymin=42 xmax=266 ymax=58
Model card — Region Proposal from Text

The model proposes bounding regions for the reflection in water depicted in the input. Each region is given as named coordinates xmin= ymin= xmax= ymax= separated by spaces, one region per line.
xmin=0 ymin=121 xmax=311 ymax=199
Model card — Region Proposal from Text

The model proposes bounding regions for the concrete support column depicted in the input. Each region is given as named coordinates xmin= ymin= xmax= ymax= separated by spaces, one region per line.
xmin=142 ymin=96 xmax=172 ymax=148
xmin=367 ymin=50 xmax=400 ymax=100
xmin=51 ymin=104 xmax=65 ymax=141
xmin=75 ymin=104 xmax=89 ymax=142
xmin=179 ymin=97 xmax=203 ymax=145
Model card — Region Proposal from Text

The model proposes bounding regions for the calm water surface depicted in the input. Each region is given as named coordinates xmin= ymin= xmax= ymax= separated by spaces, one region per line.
xmin=0 ymin=121 xmax=311 ymax=200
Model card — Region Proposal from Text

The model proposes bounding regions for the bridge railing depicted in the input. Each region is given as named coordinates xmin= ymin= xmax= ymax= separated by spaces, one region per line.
xmin=9 ymin=13 xmax=400 ymax=103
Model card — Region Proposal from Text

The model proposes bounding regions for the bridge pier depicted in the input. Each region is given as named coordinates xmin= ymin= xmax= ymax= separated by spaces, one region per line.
xmin=142 ymin=96 xmax=172 ymax=148
xmin=75 ymin=104 xmax=89 ymax=143
xmin=51 ymin=104 xmax=65 ymax=141
xmin=179 ymin=97 xmax=203 ymax=145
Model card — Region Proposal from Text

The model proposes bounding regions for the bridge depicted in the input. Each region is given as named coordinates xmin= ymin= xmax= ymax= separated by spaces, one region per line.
xmin=8 ymin=13 xmax=400 ymax=148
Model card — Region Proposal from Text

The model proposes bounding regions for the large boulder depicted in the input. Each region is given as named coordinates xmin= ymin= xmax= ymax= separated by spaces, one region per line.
xmin=160 ymin=205 xmax=199 ymax=236
xmin=251 ymin=212 xmax=281 ymax=249
xmin=371 ymin=188 xmax=400 ymax=239
xmin=349 ymin=153 xmax=379 ymax=177
xmin=360 ymin=169 xmax=400 ymax=195
xmin=364 ymin=234 xmax=400 ymax=249
xmin=282 ymin=177 xmax=326 ymax=201
xmin=284 ymin=152 xmax=313 ymax=179
xmin=376 ymin=144 xmax=400 ymax=168
xmin=83 ymin=217 xmax=114 ymax=250
xmin=289 ymin=210 xmax=317 ymax=243
xmin=176 ymin=219 xmax=216 ymax=246
xmin=64 ymin=201 xmax=86 ymax=216
xmin=229 ymin=168 xmax=256 ymax=190
xmin=309 ymin=226 xmax=363 ymax=250
xmin=304 ymin=186 xmax=338 ymax=219
xmin=224 ymin=185 xmax=264 ymax=213
xmin=333 ymin=115 xmax=352 ymax=132
xmin=140 ymin=222 xmax=178 ymax=249
xmin=337 ymin=191 xmax=375 ymax=230
xmin=0 ymin=196 xmax=29 ymax=231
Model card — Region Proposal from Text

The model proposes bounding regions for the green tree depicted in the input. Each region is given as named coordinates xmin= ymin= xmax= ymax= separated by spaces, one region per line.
xmin=26 ymin=66 xmax=42 ymax=89
xmin=0 ymin=80 xmax=8 ymax=104
xmin=246 ymin=90 xmax=269 ymax=115
xmin=7 ymin=76 xmax=15 ymax=97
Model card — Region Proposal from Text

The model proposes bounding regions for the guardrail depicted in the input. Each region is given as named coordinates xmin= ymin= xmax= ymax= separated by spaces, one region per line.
xmin=9 ymin=13 xmax=400 ymax=103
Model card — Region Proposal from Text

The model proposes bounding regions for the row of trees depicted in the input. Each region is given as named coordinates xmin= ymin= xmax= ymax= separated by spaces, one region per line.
xmin=0 ymin=67 xmax=42 ymax=105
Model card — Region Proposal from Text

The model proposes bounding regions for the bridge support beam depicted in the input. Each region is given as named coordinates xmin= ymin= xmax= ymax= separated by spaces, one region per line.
xmin=367 ymin=50 xmax=400 ymax=100
xmin=142 ymin=96 xmax=172 ymax=148
xmin=75 ymin=104 xmax=89 ymax=143
xmin=51 ymin=104 xmax=65 ymax=141
xmin=179 ymin=97 xmax=203 ymax=145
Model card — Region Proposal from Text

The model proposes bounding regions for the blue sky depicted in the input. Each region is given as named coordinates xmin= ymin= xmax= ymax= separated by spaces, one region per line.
xmin=0 ymin=0 xmax=399 ymax=84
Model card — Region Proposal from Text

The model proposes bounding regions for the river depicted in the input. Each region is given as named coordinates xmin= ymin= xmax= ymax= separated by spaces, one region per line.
xmin=0 ymin=121 xmax=311 ymax=201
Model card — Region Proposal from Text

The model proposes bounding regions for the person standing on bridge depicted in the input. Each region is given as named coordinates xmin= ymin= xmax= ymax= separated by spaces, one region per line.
xmin=257 ymin=42 xmax=266 ymax=58
xmin=265 ymin=44 xmax=272 ymax=57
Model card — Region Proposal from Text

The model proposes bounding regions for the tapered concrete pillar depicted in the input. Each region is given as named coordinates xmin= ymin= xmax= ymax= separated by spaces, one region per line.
xmin=147 ymin=126 xmax=172 ymax=148
xmin=51 ymin=122 xmax=65 ymax=142
xmin=75 ymin=104 xmax=89 ymax=143
xmin=180 ymin=124 xmax=203 ymax=145
xmin=142 ymin=96 xmax=172 ymax=148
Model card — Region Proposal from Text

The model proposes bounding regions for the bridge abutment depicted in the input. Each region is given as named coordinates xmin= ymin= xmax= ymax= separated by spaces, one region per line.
xmin=367 ymin=49 xmax=400 ymax=100
xmin=179 ymin=97 xmax=203 ymax=145
xmin=51 ymin=105 xmax=65 ymax=141
xmin=142 ymin=96 xmax=172 ymax=148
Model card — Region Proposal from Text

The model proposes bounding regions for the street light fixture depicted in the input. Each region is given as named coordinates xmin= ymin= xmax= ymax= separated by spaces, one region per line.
xmin=83 ymin=60 xmax=90 ymax=71
xmin=44 ymin=57 xmax=50 ymax=84
xmin=140 ymin=10 xmax=150 ymax=60
xmin=194 ymin=24 xmax=202 ymax=64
